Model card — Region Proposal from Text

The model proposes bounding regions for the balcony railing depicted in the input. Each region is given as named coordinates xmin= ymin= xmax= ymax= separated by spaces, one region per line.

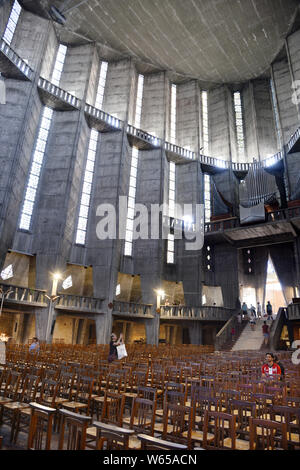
xmin=287 ymin=303 xmax=300 ymax=321
xmin=113 ymin=301 xmax=153 ymax=317
xmin=85 ymin=104 xmax=123 ymax=131
xmin=159 ymin=305 xmax=234 ymax=321
xmin=204 ymin=217 xmax=239 ymax=234
xmin=164 ymin=142 xmax=196 ymax=160
xmin=38 ymin=78 xmax=81 ymax=109
xmin=0 ymin=283 xmax=47 ymax=306
xmin=56 ymin=294 xmax=103 ymax=313
xmin=127 ymin=125 xmax=161 ymax=149
xmin=0 ymin=38 xmax=34 ymax=80
xmin=287 ymin=127 xmax=300 ymax=153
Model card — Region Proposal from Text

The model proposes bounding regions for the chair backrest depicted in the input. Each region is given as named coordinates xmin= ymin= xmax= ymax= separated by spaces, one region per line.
xmin=27 ymin=402 xmax=57 ymax=450
xmin=136 ymin=386 xmax=157 ymax=404
xmin=270 ymin=405 xmax=300 ymax=447
xmin=38 ymin=379 xmax=59 ymax=407
xmin=5 ymin=371 xmax=21 ymax=400
xmin=130 ymin=397 xmax=156 ymax=435
xmin=57 ymin=372 xmax=75 ymax=400
xmin=249 ymin=417 xmax=288 ymax=450
xmin=203 ymin=410 xmax=236 ymax=450
xmin=101 ymin=391 xmax=125 ymax=427
xmin=228 ymin=399 xmax=256 ymax=438
xmin=92 ymin=421 xmax=135 ymax=450
xmin=58 ymin=409 xmax=92 ymax=450
xmin=21 ymin=374 xmax=40 ymax=403
xmin=162 ymin=402 xmax=193 ymax=449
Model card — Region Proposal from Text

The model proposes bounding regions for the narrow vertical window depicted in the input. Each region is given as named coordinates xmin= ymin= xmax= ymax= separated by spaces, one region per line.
xmin=202 ymin=91 xmax=209 ymax=155
xmin=19 ymin=107 xmax=54 ymax=231
xmin=75 ymin=129 xmax=99 ymax=245
xmin=124 ymin=147 xmax=139 ymax=256
xmin=234 ymin=92 xmax=246 ymax=160
xmin=124 ymin=74 xmax=144 ymax=256
xmin=170 ymin=84 xmax=177 ymax=144
xmin=204 ymin=174 xmax=211 ymax=223
xmin=3 ymin=0 xmax=21 ymax=46
xmin=95 ymin=61 xmax=108 ymax=110
xmin=51 ymin=44 xmax=67 ymax=87
xmin=135 ymin=74 xmax=144 ymax=128
xmin=167 ymin=161 xmax=176 ymax=264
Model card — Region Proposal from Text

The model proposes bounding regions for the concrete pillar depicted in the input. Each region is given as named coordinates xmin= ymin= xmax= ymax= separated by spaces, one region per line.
xmin=176 ymin=161 xmax=203 ymax=306
xmin=209 ymin=85 xmax=235 ymax=162
xmin=188 ymin=322 xmax=203 ymax=345
xmin=141 ymin=72 xmax=169 ymax=140
xmin=0 ymin=16 xmax=53 ymax=272
xmin=285 ymin=31 xmax=300 ymax=120
xmin=271 ymin=58 xmax=299 ymax=145
xmin=176 ymin=80 xmax=201 ymax=152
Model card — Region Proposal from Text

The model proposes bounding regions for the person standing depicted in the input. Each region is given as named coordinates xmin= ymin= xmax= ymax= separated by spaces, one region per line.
xmin=250 ymin=304 xmax=257 ymax=318
xmin=262 ymin=321 xmax=269 ymax=346
xmin=266 ymin=301 xmax=273 ymax=321
xmin=257 ymin=302 xmax=262 ymax=319
xmin=242 ymin=302 xmax=248 ymax=319
xmin=29 ymin=337 xmax=40 ymax=353
xmin=108 ymin=332 xmax=123 ymax=363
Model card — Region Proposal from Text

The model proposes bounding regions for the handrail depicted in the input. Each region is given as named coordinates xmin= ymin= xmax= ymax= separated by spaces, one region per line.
xmin=85 ymin=104 xmax=122 ymax=129
xmin=0 ymin=38 xmax=34 ymax=80
xmin=287 ymin=127 xmax=300 ymax=153
xmin=127 ymin=125 xmax=161 ymax=147
xmin=0 ymin=283 xmax=47 ymax=304
xmin=159 ymin=305 xmax=234 ymax=321
xmin=56 ymin=293 xmax=103 ymax=312
xmin=113 ymin=300 xmax=153 ymax=316
xmin=38 ymin=77 xmax=81 ymax=109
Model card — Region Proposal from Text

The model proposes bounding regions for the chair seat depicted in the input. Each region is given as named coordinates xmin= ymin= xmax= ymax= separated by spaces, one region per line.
xmin=62 ymin=402 xmax=88 ymax=410
xmin=123 ymin=416 xmax=152 ymax=427
xmin=182 ymin=430 xmax=214 ymax=443
xmin=20 ymin=407 xmax=32 ymax=416
xmin=129 ymin=435 xmax=142 ymax=450
xmin=3 ymin=402 xmax=30 ymax=410
xmin=0 ymin=397 xmax=12 ymax=404
xmin=92 ymin=396 xmax=105 ymax=403
xmin=224 ymin=438 xmax=250 ymax=450
xmin=124 ymin=392 xmax=137 ymax=399
xmin=44 ymin=397 xmax=68 ymax=405
xmin=86 ymin=426 xmax=97 ymax=437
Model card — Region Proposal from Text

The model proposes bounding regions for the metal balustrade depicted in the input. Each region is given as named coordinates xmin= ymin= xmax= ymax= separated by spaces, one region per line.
xmin=287 ymin=303 xmax=300 ymax=320
xmin=0 ymin=283 xmax=47 ymax=306
xmin=0 ymin=38 xmax=34 ymax=80
xmin=56 ymin=293 xmax=103 ymax=313
xmin=113 ymin=300 xmax=153 ymax=317
xmin=127 ymin=125 xmax=161 ymax=148
xmin=85 ymin=104 xmax=122 ymax=130
xmin=287 ymin=127 xmax=300 ymax=153
xmin=38 ymin=77 xmax=81 ymax=109
xmin=164 ymin=141 xmax=196 ymax=160
xmin=160 ymin=305 xmax=234 ymax=321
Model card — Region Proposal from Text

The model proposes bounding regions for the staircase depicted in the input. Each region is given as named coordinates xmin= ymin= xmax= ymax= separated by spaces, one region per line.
xmin=231 ymin=319 xmax=267 ymax=351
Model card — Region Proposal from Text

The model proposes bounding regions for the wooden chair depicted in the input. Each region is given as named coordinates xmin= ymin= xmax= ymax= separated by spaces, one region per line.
xmin=92 ymin=373 xmax=122 ymax=420
xmin=57 ymin=409 xmax=92 ymax=450
xmin=1 ymin=374 xmax=40 ymax=442
xmin=61 ymin=375 xmax=94 ymax=415
xmin=161 ymin=402 xmax=194 ymax=449
xmin=137 ymin=433 xmax=188 ymax=450
xmin=91 ymin=421 xmax=135 ymax=450
xmin=270 ymin=405 xmax=300 ymax=449
xmin=0 ymin=371 xmax=22 ymax=421
xmin=27 ymin=402 xmax=57 ymax=450
xmin=227 ymin=399 xmax=257 ymax=449
xmin=249 ymin=417 xmax=288 ymax=450
xmin=127 ymin=397 xmax=157 ymax=449
xmin=202 ymin=410 xmax=237 ymax=450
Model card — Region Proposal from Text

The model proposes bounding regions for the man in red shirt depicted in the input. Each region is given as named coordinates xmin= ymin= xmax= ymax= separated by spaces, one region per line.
xmin=261 ymin=353 xmax=281 ymax=379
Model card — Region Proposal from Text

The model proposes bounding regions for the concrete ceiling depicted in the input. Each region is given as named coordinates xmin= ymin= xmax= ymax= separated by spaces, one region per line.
xmin=20 ymin=0 xmax=299 ymax=84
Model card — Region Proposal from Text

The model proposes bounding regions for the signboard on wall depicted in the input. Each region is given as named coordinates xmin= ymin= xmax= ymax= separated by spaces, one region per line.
xmin=0 ymin=341 xmax=5 ymax=365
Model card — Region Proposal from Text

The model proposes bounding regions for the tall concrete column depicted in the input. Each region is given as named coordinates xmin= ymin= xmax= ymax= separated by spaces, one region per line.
xmin=176 ymin=80 xmax=201 ymax=152
xmin=188 ymin=322 xmax=203 ymax=345
xmin=0 ymin=15 xmax=53 ymax=271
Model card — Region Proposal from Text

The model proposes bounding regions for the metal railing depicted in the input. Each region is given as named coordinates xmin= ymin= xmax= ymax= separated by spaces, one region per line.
xmin=0 ymin=38 xmax=34 ymax=80
xmin=0 ymin=283 xmax=47 ymax=305
xmin=56 ymin=293 xmax=103 ymax=312
xmin=164 ymin=141 xmax=196 ymax=160
xmin=127 ymin=125 xmax=161 ymax=147
xmin=287 ymin=127 xmax=300 ymax=153
xmin=159 ymin=305 xmax=234 ymax=321
xmin=38 ymin=77 xmax=81 ymax=109
xmin=113 ymin=300 xmax=153 ymax=317
xmin=85 ymin=104 xmax=123 ymax=129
